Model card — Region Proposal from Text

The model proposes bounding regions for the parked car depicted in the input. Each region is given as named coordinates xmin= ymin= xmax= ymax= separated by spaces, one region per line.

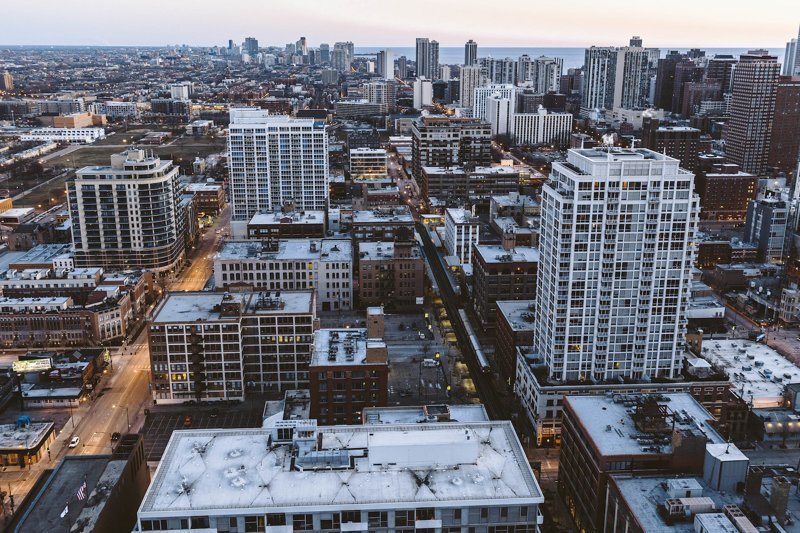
xmin=69 ymin=436 xmax=80 ymax=448
xmin=110 ymin=432 xmax=121 ymax=442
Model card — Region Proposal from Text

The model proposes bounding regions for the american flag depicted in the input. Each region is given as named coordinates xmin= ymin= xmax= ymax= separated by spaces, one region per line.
xmin=76 ymin=480 xmax=87 ymax=501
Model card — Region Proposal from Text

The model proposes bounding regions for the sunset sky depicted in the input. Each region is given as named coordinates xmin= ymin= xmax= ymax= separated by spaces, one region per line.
xmin=2 ymin=0 xmax=798 ymax=48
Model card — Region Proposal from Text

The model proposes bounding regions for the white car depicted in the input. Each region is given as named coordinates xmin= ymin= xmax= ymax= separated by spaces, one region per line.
xmin=69 ymin=436 xmax=80 ymax=448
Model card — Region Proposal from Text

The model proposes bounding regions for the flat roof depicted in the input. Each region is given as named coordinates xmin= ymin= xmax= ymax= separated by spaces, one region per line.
xmin=15 ymin=455 xmax=121 ymax=533
xmin=138 ymin=421 xmax=542 ymax=515
xmin=363 ymin=405 xmax=489 ymax=425
xmin=445 ymin=208 xmax=479 ymax=225
xmin=359 ymin=241 xmax=422 ymax=260
xmin=565 ymin=393 xmax=725 ymax=457
xmin=0 ymin=422 xmax=53 ymax=450
xmin=311 ymin=328 xmax=370 ymax=366
xmin=153 ymin=291 xmax=314 ymax=323
xmin=248 ymin=210 xmax=325 ymax=225
xmin=610 ymin=475 xmax=742 ymax=533
xmin=496 ymin=301 xmax=536 ymax=332
xmin=474 ymin=244 xmax=539 ymax=264
xmin=216 ymin=239 xmax=351 ymax=262
xmin=699 ymin=339 xmax=800 ymax=408
xmin=10 ymin=244 xmax=71 ymax=265
xmin=352 ymin=207 xmax=413 ymax=224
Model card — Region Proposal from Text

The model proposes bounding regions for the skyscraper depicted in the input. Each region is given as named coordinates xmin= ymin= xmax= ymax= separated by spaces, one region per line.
xmin=227 ymin=108 xmax=329 ymax=225
xmin=67 ymin=149 xmax=185 ymax=272
xmin=243 ymin=37 xmax=259 ymax=56
xmin=459 ymin=65 xmax=483 ymax=107
xmin=582 ymin=47 xmax=617 ymax=110
xmin=784 ymin=26 xmax=800 ymax=76
xmin=319 ymin=43 xmax=330 ymax=63
xmin=397 ymin=56 xmax=408 ymax=79
xmin=535 ymin=148 xmax=698 ymax=382
xmin=612 ymin=44 xmax=650 ymax=109
xmin=0 ymin=71 xmax=13 ymax=91
xmin=726 ymin=50 xmax=780 ymax=174
xmin=465 ymin=40 xmax=478 ymax=66
xmin=332 ymin=42 xmax=354 ymax=72
xmin=473 ymin=84 xmax=517 ymax=121
xmin=768 ymin=75 xmax=800 ymax=175
xmin=415 ymin=38 xmax=439 ymax=79
xmin=654 ymin=51 xmax=684 ymax=110
xmin=519 ymin=56 xmax=563 ymax=93
xmin=376 ymin=49 xmax=393 ymax=80
xmin=296 ymin=36 xmax=308 ymax=56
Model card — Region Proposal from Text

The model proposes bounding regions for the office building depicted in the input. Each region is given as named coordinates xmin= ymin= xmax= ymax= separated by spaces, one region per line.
xmin=421 ymin=166 xmax=523 ymax=203
xmin=137 ymin=418 xmax=543 ymax=532
xmin=458 ymin=65 xmax=483 ymax=107
xmin=411 ymin=117 xmax=492 ymax=193
xmin=768 ymin=76 xmax=800 ymax=175
xmin=536 ymin=148 xmax=698 ymax=383
xmin=641 ymin=119 xmax=701 ymax=171
xmin=695 ymin=161 xmax=757 ymax=221
xmin=214 ymin=239 xmax=353 ymax=312
xmin=67 ymin=149 xmax=184 ymax=273
xmin=473 ymin=84 xmax=516 ymax=121
xmin=149 ymin=291 xmax=317 ymax=402
xmin=415 ymin=37 xmax=439 ymax=79
xmin=444 ymin=208 xmax=480 ymax=265
xmin=559 ymin=393 xmax=742 ymax=532
xmin=464 ymin=39 xmax=478 ymax=65
xmin=412 ymin=77 xmax=432 ymax=108
xmin=357 ymin=241 xmax=424 ymax=310
xmin=350 ymin=147 xmax=388 ymax=181
xmin=352 ymin=207 xmax=414 ymax=241
xmin=228 ymin=108 xmax=328 ymax=225
xmin=744 ymin=196 xmax=788 ymax=263
xmin=725 ymin=51 xmax=780 ymax=174
xmin=245 ymin=209 xmax=326 ymax=239
xmin=472 ymin=235 xmax=539 ymax=329
xmin=512 ymin=109 xmax=573 ymax=147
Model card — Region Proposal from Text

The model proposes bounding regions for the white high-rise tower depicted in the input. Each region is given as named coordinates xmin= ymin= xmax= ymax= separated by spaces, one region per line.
xmin=535 ymin=148 xmax=698 ymax=383
xmin=227 ymin=108 xmax=329 ymax=226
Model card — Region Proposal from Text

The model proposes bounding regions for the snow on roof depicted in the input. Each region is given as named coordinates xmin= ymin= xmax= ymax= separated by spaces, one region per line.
xmin=700 ymin=339 xmax=800 ymax=408
xmin=216 ymin=239 xmax=352 ymax=262
xmin=311 ymin=328 xmax=370 ymax=367
xmin=138 ymin=421 xmax=542 ymax=516
xmin=0 ymin=421 xmax=53 ymax=450
xmin=352 ymin=207 xmax=413 ymax=224
xmin=474 ymin=244 xmax=539 ymax=264
xmin=153 ymin=291 xmax=314 ymax=323
xmin=496 ymin=300 xmax=536 ymax=332
xmin=566 ymin=393 xmax=725 ymax=457
xmin=362 ymin=405 xmax=489 ymax=425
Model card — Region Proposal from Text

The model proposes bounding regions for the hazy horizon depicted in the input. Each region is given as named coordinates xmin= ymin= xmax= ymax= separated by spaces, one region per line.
xmin=1 ymin=0 xmax=798 ymax=48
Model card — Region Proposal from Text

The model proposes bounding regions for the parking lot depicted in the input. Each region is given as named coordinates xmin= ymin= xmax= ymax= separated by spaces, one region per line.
xmin=140 ymin=404 xmax=263 ymax=461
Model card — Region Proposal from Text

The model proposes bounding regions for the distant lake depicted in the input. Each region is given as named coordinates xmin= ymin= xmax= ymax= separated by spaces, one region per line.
xmin=355 ymin=47 xmax=786 ymax=70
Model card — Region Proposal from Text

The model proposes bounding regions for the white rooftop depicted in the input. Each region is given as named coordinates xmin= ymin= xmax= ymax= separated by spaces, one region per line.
xmin=496 ymin=301 xmax=537 ymax=332
xmin=138 ymin=421 xmax=542 ymax=516
xmin=248 ymin=210 xmax=325 ymax=225
xmin=311 ymin=328 xmax=370 ymax=367
xmin=153 ymin=291 xmax=315 ymax=323
xmin=474 ymin=245 xmax=539 ymax=264
xmin=217 ymin=239 xmax=351 ymax=262
xmin=352 ymin=207 xmax=413 ymax=224
xmin=359 ymin=241 xmax=421 ymax=260
xmin=566 ymin=393 xmax=725 ymax=457
xmin=0 ymin=422 xmax=53 ymax=450
xmin=700 ymin=339 xmax=800 ymax=408
xmin=445 ymin=208 xmax=479 ymax=225
xmin=363 ymin=405 xmax=490 ymax=425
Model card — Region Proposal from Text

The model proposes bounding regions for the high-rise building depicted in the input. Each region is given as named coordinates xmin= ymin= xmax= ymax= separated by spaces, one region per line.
xmin=480 ymin=57 xmax=517 ymax=85
xmin=412 ymin=77 xmax=432 ymax=108
xmin=430 ymin=40 xmax=440 ymax=79
xmin=725 ymin=50 xmax=780 ymax=174
xmin=227 ymin=108 xmax=329 ymax=224
xmin=0 ymin=71 xmax=13 ymax=91
xmin=376 ymin=49 xmax=393 ymax=80
xmin=768 ymin=76 xmax=800 ymax=175
xmin=706 ymin=55 xmax=738 ymax=93
xmin=654 ymin=51 xmax=684 ymax=110
xmin=783 ymin=26 xmax=800 ymax=76
xmin=535 ymin=148 xmax=698 ymax=383
xmin=319 ymin=43 xmax=330 ymax=63
xmin=465 ymin=39 xmax=478 ymax=65
xmin=744 ymin=195 xmax=789 ymax=263
xmin=243 ymin=37 xmax=258 ymax=56
xmin=612 ymin=44 xmax=650 ymax=109
xmin=67 ymin=149 xmax=185 ymax=272
xmin=486 ymin=94 xmax=514 ymax=136
xmin=296 ymin=36 xmax=307 ymax=56
xmin=364 ymin=81 xmax=396 ymax=112
xmin=519 ymin=56 xmax=563 ymax=94
xmin=415 ymin=37 xmax=440 ymax=79
xmin=397 ymin=55 xmax=408 ymax=79
xmin=582 ymin=46 xmax=617 ymax=110
xmin=641 ymin=118 xmax=701 ymax=171
xmin=459 ymin=65 xmax=483 ymax=107
xmin=472 ymin=84 xmax=516 ymax=120
xmin=332 ymin=41 xmax=353 ymax=72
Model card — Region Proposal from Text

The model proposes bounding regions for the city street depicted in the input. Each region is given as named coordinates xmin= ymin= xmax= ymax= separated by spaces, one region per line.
xmin=170 ymin=205 xmax=230 ymax=292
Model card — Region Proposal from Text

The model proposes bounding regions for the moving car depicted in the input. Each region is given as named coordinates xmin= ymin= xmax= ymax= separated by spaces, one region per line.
xmin=69 ymin=436 xmax=80 ymax=448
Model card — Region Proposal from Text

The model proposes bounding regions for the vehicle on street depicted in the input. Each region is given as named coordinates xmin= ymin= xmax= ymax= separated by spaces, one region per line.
xmin=183 ymin=415 xmax=193 ymax=427
xmin=422 ymin=358 xmax=439 ymax=367
xmin=111 ymin=432 xmax=121 ymax=442
xmin=69 ymin=436 xmax=80 ymax=448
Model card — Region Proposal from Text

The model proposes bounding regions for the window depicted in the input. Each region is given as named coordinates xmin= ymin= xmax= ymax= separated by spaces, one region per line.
xmin=293 ymin=513 xmax=314 ymax=531
xmin=368 ymin=511 xmax=388 ymax=527
xmin=244 ymin=515 xmax=265 ymax=532
xmin=395 ymin=510 xmax=415 ymax=527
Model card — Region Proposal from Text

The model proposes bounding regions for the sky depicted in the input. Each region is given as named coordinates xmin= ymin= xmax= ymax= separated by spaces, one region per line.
xmin=2 ymin=0 xmax=799 ymax=48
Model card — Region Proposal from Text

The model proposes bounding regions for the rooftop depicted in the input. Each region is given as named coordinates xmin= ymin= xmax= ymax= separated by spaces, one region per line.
xmin=474 ymin=244 xmax=539 ymax=264
xmin=0 ymin=422 xmax=53 ymax=450
xmin=496 ymin=300 xmax=537 ymax=332
xmin=565 ymin=393 xmax=725 ymax=457
xmin=248 ymin=210 xmax=325 ymax=225
xmin=311 ymin=328 xmax=371 ymax=367
xmin=699 ymin=339 xmax=800 ymax=408
xmin=352 ymin=207 xmax=413 ymax=224
xmin=610 ymin=475 xmax=745 ymax=533
xmin=216 ymin=239 xmax=351 ymax=262
xmin=10 ymin=244 xmax=71 ymax=266
xmin=138 ymin=421 xmax=542 ymax=516
xmin=362 ymin=405 xmax=490 ymax=425
xmin=445 ymin=208 xmax=480 ymax=225
xmin=152 ymin=291 xmax=314 ymax=323
xmin=359 ymin=241 xmax=422 ymax=260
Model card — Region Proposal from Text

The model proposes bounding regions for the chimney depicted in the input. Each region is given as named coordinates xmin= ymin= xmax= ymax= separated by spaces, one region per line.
xmin=501 ymin=227 xmax=516 ymax=251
